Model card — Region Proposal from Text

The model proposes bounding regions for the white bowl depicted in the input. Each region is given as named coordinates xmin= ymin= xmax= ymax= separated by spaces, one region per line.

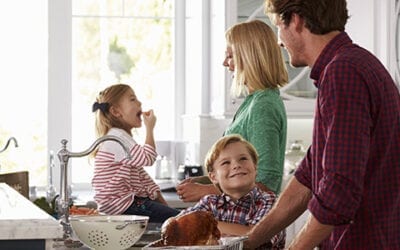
xmin=70 ymin=215 xmax=149 ymax=250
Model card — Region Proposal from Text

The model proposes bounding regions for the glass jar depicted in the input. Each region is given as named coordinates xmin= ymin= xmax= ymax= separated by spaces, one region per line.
xmin=282 ymin=140 xmax=306 ymax=189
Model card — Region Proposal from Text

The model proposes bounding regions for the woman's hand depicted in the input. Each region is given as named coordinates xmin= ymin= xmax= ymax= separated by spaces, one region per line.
xmin=176 ymin=178 xmax=220 ymax=202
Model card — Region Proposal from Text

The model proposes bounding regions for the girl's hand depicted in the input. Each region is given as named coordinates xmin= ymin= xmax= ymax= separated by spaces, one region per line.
xmin=142 ymin=109 xmax=156 ymax=130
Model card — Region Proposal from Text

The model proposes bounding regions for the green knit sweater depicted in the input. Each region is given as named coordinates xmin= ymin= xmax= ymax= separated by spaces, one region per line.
xmin=225 ymin=88 xmax=287 ymax=194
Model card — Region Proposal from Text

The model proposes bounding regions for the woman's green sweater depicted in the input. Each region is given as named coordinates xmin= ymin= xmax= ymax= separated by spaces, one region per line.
xmin=224 ymin=88 xmax=287 ymax=194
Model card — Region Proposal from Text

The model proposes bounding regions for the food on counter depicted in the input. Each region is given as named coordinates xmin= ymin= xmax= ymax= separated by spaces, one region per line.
xmin=33 ymin=197 xmax=56 ymax=215
xmin=69 ymin=205 xmax=99 ymax=215
xmin=152 ymin=210 xmax=220 ymax=246
xmin=33 ymin=196 xmax=98 ymax=216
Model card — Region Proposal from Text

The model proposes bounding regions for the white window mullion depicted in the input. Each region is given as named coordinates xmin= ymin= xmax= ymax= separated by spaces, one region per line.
xmin=201 ymin=0 xmax=211 ymax=115
xmin=175 ymin=0 xmax=186 ymax=140
xmin=48 ymin=0 xmax=72 ymax=191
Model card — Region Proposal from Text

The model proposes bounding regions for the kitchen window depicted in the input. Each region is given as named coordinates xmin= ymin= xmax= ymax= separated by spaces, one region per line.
xmin=49 ymin=0 xmax=218 ymax=192
xmin=70 ymin=0 xmax=176 ymax=185
xmin=0 ymin=0 xmax=48 ymax=187
xmin=1 ymin=0 xmax=216 ymax=192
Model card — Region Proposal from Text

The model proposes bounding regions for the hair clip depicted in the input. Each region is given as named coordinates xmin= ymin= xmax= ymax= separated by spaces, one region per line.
xmin=92 ymin=102 xmax=109 ymax=113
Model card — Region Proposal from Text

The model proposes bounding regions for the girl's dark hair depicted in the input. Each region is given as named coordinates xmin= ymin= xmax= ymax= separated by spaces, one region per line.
xmin=265 ymin=0 xmax=349 ymax=34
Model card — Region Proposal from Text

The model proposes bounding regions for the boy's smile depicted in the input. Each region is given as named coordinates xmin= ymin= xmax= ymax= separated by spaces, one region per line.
xmin=229 ymin=171 xmax=248 ymax=178
xmin=209 ymin=141 xmax=257 ymax=200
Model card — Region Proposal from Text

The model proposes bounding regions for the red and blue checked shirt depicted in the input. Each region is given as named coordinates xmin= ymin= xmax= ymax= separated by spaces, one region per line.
xmin=295 ymin=32 xmax=400 ymax=249
xmin=180 ymin=187 xmax=285 ymax=249
xmin=92 ymin=127 xmax=158 ymax=215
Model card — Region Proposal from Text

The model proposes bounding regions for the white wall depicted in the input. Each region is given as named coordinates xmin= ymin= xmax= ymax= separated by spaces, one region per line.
xmin=346 ymin=0 xmax=392 ymax=70
xmin=346 ymin=0 xmax=375 ymax=53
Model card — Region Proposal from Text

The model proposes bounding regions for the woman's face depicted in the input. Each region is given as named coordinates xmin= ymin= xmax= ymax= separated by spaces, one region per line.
xmin=222 ymin=45 xmax=235 ymax=72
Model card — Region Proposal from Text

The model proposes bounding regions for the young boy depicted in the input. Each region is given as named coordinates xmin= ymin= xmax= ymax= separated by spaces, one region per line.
xmin=178 ymin=134 xmax=285 ymax=249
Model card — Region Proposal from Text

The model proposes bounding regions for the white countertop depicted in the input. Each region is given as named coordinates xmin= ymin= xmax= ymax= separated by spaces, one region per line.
xmin=0 ymin=181 xmax=192 ymax=249
xmin=0 ymin=182 xmax=63 ymax=240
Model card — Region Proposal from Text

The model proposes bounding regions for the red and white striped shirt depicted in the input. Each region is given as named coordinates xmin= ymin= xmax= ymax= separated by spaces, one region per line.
xmin=92 ymin=128 xmax=159 ymax=214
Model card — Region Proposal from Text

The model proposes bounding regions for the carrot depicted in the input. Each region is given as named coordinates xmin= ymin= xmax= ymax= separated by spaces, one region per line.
xmin=69 ymin=205 xmax=99 ymax=215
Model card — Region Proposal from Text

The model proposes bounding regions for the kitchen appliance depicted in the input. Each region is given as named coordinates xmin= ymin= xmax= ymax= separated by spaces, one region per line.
xmin=177 ymin=165 xmax=204 ymax=180
xmin=154 ymin=155 xmax=172 ymax=180
xmin=281 ymin=140 xmax=306 ymax=190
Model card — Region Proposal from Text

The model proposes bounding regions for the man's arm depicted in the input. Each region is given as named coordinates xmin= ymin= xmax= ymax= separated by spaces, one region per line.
xmin=245 ymin=177 xmax=311 ymax=249
xmin=218 ymin=222 xmax=254 ymax=236
xmin=288 ymin=215 xmax=333 ymax=249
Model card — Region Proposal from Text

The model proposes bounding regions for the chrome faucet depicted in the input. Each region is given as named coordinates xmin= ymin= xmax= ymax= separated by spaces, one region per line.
xmin=0 ymin=137 xmax=18 ymax=153
xmin=56 ymin=135 xmax=131 ymax=240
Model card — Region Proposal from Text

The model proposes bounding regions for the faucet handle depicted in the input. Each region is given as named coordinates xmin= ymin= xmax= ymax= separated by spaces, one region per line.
xmin=61 ymin=139 xmax=68 ymax=148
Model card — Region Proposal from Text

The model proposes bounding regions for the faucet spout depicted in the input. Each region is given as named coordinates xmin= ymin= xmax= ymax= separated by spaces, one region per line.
xmin=0 ymin=137 xmax=18 ymax=153
xmin=56 ymin=135 xmax=131 ymax=239
xmin=58 ymin=135 xmax=131 ymax=162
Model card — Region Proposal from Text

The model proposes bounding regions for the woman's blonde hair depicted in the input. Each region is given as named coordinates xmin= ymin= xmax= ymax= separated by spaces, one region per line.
xmin=225 ymin=19 xmax=288 ymax=97
xmin=93 ymin=83 xmax=132 ymax=138
xmin=205 ymin=134 xmax=259 ymax=173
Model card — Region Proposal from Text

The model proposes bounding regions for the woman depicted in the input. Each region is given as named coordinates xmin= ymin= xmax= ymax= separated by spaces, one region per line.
xmin=177 ymin=19 xmax=288 ymax=201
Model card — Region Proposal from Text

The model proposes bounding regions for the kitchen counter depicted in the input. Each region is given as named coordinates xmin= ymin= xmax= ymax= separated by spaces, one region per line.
xmin=161 ymin=190 xmax=196 ymax=209
xmin=73 ymin=180 xmax=195 ymax=209
xmin=0 ymin=182 xmax=63 ymax=249
xmin=152 ymin=179 xmax=197 ymax=209
xmin=2 ymin=179 xmax=194 ymax=250
xmin=0 ymin=182 xmax=160 ymax=250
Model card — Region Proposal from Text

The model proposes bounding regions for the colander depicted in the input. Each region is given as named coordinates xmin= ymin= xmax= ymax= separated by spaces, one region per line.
xmin=70 ymin=214 xmax=149 ymax=250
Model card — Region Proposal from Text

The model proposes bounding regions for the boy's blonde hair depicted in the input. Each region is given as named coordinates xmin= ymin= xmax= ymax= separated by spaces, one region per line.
xmin=93 ymin=83 xmax=132 ymax=138
xmin=205 ymin=134 xmax=259 ymax=173
xmin=225 ymin=19 xmax=288 ymax=97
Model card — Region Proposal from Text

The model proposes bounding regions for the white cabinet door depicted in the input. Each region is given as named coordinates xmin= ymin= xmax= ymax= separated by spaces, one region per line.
xmin=393 ymin=0 xmax=400 ymax=89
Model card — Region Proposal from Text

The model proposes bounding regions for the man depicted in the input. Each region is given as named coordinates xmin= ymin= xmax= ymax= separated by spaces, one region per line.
xmin=245 ymin=0 xmax=400 ymax=249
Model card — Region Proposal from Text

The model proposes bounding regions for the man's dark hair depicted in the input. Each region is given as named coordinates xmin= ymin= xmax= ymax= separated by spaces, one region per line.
xmin=265 ymin=0 xmax=349 ymax=34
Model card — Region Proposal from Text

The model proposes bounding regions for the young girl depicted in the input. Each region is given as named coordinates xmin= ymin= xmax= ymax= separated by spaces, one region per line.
xmin=177 ymin=134 xmax=285 ymax=249
xmin=91 ymin=83 xmax=179 ymax=223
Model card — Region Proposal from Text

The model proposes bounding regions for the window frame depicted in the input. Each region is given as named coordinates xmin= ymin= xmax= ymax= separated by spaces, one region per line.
xmin=48 ymin=0 xmax=188 ymax=191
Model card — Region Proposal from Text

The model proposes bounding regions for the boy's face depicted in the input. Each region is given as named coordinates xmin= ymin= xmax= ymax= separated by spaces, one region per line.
xmin=209 ymin=141 xmax=257 ymax=196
